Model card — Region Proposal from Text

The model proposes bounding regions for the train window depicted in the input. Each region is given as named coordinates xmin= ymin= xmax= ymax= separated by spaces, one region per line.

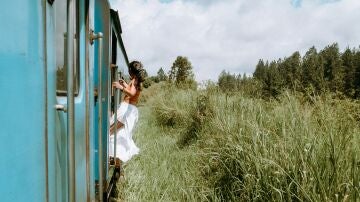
xmin=55 ymin=0 xmax=80 ymax=96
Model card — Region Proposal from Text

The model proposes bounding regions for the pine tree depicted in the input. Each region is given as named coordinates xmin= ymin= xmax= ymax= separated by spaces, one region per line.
xmin=285 ymin=51 xmax=302 ymax=89
xmin=320 ymin=43 xmax=344 ymax=93
xmin=301 ymin=46 xmax=325 ymax=93
xmin=250 ymin=43 xmax=360 ymax=99
xmin=266 ymin=61 xmax=282 ymax=97
xmin=276 ymin=58 xmax=287 ymax=90
xmin=157 ymin=67 xmax=168 ymax=81
xmin=253 ymin=59 xmax=267 ymax=81
xmin=341 ymin=48 xmax=356 ymax=97
xmin=354 ymin=48 xmax=360 ymax=98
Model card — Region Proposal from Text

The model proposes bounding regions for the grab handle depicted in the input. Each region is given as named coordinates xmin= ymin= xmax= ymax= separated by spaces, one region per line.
xmin=113 ymin=67 xmax=120 ymax=163
xmin=90 ymin=30 xmax=104 ymax=202
xmin=66 ymin=0 xmax=76 ymax=201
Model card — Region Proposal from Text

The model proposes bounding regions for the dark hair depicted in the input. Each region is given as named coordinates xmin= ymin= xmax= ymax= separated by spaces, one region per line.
xmin=129 ymin=61 xmax=146 ymax=90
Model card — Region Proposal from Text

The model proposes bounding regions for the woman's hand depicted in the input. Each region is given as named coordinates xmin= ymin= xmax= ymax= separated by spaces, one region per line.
xmin=113 ymin=79 xmax=136 ymax=97
xmin=112 ymin=81 xmax=124 ymax=90
xmin=110 ymin=124 xmax=115 ymax=135
xmin=119 ymin=79 xmax=129 ymax=88
xmin=110 ymin=122 xmax=124 ymax=135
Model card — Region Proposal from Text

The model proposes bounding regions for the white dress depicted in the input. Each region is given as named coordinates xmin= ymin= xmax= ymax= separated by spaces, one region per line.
xmin=109 ymin=102 xmax=140 ymax=162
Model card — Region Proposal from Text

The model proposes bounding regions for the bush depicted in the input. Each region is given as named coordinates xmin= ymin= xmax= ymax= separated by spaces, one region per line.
xmin=177 ymin=94 xmax=213 ymax=148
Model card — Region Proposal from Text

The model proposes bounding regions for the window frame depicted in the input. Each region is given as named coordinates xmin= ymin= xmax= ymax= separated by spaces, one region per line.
xmin=55 ymin=0 xmax=80 ymax=97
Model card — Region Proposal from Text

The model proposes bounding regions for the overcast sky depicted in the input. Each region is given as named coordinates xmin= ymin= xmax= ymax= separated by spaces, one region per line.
xmin=110 ymin=0 xmax=360 ymax=82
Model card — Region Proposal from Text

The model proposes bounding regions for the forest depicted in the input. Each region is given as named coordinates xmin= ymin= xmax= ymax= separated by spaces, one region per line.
xmin=219 ymin=43 xmax=360 ymax=99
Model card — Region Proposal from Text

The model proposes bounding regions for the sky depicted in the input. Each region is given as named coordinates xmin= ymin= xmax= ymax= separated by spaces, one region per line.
xmin=110 ymin=0 xmax=360 ymax=82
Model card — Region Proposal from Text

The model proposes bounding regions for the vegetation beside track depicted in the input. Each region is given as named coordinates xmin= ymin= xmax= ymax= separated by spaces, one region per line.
xmin=117 ymin=82 xmax=360 ymax=201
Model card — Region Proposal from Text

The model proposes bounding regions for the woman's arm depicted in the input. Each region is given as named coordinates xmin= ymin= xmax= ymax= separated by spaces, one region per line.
xmin=110 ymin=121 xmax=124 ymax=135
xmin=112 ymin=79 xmax=137 ymax=97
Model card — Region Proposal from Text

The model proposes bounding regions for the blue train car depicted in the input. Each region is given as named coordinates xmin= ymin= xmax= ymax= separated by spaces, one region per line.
xmin=0 ymin=0 xmax=129 ymax=201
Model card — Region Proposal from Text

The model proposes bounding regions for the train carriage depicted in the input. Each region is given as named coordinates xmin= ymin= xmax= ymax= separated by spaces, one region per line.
xmin=0 ymin=0 xmax=129 ymax=201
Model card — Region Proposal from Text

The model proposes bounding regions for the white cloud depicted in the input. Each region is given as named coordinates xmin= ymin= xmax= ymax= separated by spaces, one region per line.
xmin=111 ymin=0 xmax=360 ymax=81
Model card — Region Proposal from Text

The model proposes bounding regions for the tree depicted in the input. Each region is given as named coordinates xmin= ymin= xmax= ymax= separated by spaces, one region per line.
xmin=320 ymin=43 xmax=344 ymax=93
xmin=354 ymin=48 xmax=360 ymax=98
xmin=301 ymin=46 xmax=325 ymax=93
xmin=218 ymin=70 xmax=237 ymax=92
xmin=341 ymin=48 xmax=356 ymax=97
xmin=265 ymin=61 xmax=282 ymax=97
xmin=275 ymin=58 xmax=286 ymax=89
xmin=253 ymin=59 xmax=267 ymax=81
xmin=169 ymin=56 xmax=196 ymax=88
xmin=157 ymin=67 xmax=168 ymax=81
xmin=280 ymin=51 xmax=302 ymax=90
xmin=168 ymin=68 xmax=175 ymax=82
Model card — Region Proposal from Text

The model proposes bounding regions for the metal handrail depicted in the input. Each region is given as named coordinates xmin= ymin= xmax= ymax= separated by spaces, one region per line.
xmin=91 ymin=30 xmax=104 ymax=202
xmin=66 ymin=0 xmax=76 ymax=201
xmin=114 ymin=67 xmax=119 ymax=165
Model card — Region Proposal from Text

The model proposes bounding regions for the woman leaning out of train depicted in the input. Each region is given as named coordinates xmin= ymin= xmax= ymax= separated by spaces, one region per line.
xmin=109 ymin=61 xmax=146 ymax=165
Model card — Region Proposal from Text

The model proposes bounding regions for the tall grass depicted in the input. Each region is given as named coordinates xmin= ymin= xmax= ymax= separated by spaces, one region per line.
xmin=117 ymin=83 xmax=214 ymax=201
xmin=118 ymin=83 xmax=360 ymax=201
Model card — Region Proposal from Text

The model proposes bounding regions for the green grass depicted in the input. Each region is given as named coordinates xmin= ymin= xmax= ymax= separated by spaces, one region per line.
xmin=116 ymin=83 xmax=360 ymax=201
xmin=117 ymin=106 xmax=213 ymax=201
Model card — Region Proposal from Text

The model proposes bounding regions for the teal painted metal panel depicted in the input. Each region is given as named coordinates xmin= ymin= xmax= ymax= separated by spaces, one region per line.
xmin=0 ymin=1 xmax=47 ymax=201
xmin=94 ymin=0 xmax=111 ymax=183
xmin=74 ymin=0 xmax=88 ymax=200
xmin=0 ymin=1 xmax=120 ymax=201
xmin=45 ymin=2 xmax=57 ymax=202
xmin=53 ymin=0 xmax=89 ymax=201
xmin=88 ymin=0 xmax=96 ymax=200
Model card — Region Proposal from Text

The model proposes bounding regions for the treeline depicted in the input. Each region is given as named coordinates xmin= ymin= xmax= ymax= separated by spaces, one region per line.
xmin=219 ymin=43 xmax=360 ymax=99
xmin=144 ymin=56 xmax=196 ymax=89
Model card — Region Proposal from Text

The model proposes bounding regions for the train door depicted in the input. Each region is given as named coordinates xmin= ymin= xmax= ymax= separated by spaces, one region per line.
xmin=53 ymin=0 xmax=89 ymax=201
xmin=92 ymin=0 xmax=111 ymax=200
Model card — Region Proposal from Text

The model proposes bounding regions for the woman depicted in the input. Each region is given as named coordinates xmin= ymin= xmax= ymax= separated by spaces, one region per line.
xmin=109 ymin=61 xmax=146 ymax=163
